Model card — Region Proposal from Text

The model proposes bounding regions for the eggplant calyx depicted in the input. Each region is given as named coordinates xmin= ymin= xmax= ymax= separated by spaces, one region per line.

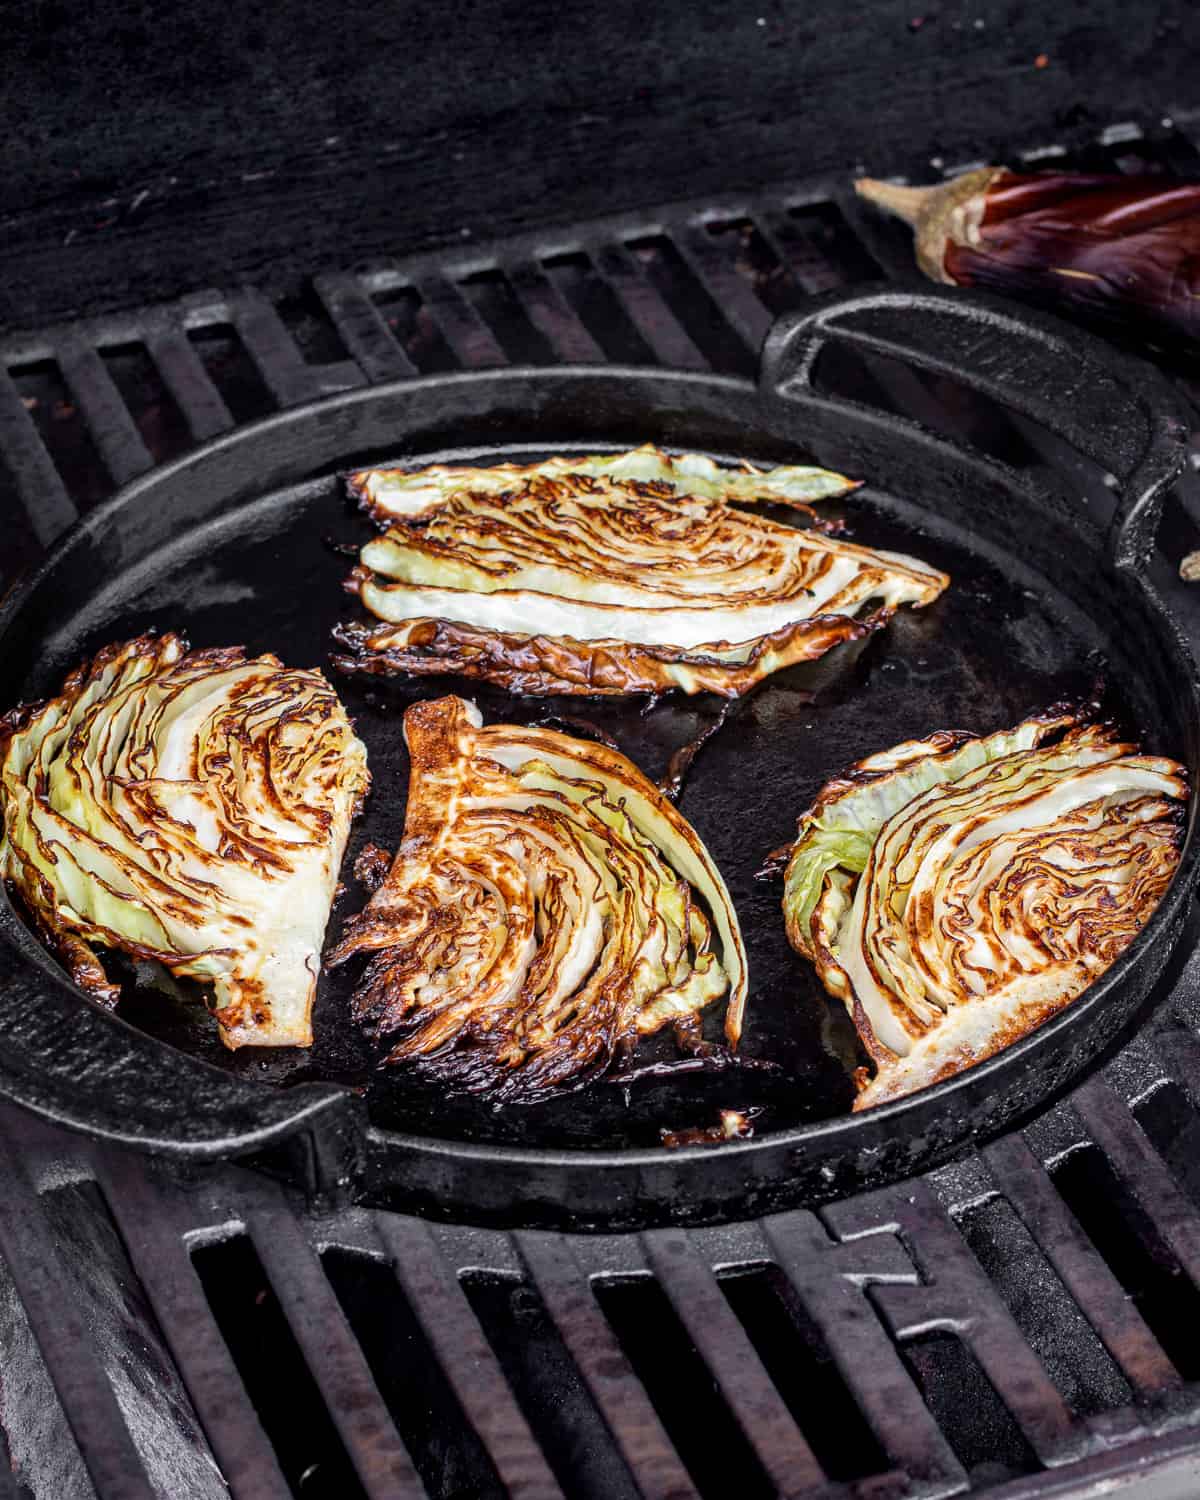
xmin=855 ymin=168 xmax=1005 ymax=281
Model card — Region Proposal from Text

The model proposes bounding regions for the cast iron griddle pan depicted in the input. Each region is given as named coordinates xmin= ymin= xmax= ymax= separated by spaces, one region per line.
xmin=0 ymin=286 xmax=1195 ymax=1229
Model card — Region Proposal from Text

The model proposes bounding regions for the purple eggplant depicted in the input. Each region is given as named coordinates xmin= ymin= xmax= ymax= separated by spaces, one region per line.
xmin=856 ymin=169 xmax=1200 ymax=350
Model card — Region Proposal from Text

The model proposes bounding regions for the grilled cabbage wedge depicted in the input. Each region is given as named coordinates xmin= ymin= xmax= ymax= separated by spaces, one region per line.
xmin=330 ymin=694 xmax=747 ymax=1101
xmin=333 ymin=445 xmax=948 ymax=697
xmin=783 ymin=708 xmax=1185 ymax=1108
xmin=0 ymin=633 xmax=369 ymax=1049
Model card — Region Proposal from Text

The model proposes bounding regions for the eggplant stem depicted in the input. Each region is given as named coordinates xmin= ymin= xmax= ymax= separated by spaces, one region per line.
xmin=854 ymin=178 xmax=937 ymax=226
xmin=854 ymin=167 xmax=1001 ymax=283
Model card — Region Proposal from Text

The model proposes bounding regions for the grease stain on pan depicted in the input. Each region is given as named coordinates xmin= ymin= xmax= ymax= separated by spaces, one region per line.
xmin=173 ymin=564 xmax=260 ymax=609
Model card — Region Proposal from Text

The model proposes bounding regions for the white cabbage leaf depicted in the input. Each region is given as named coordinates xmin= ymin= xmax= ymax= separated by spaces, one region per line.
xmin=0 ymin=633 xmax=369 ymax=1049
xmin=331 ymin=694 xmax=747 ymax=1101
xmin=335 ymin=444 xmax=948 ymax=697
xmin=782 ymin=708 xmax=1185 ymax=1108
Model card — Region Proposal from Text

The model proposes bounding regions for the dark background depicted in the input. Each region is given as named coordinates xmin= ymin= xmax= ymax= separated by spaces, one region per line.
xmin=2 ymin=0 xmax=1196 ymax=330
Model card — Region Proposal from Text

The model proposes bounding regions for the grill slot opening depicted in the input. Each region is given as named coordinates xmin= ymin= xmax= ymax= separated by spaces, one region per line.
xmin=702 ymin=218 xmax=795 ymax=317
xmin=783 ymin=202 xmax=884 ymax=290
xmin=808 ymin=337 xmax=1118 ymax=518
xmin=98 ymin=341 xmax=193 ymax=465
xmin=8 ymin=358 xmax=111 ymax=508
xmin=192 ymin=1235 xmax=365 ymax=1499
xmin=460 ymin=1269 xmax=639 ymax=1500
xmin=900 ymin=1330 xmax=1041 ymax=1486
xmin=717 ymin=1261 xmax=889 ymax=1482
xmin=1132 ymin=1082 xmax=1200 ymax=1211
xmin=1052 ymin=1145 xmax=1200 ymax=1379
xmin=625 ymin=234 xmax=757 ymax=375
xmin=1158 ymin=489 xmax=1200 ymax=576
xmin=592 ymin=1272 xmax=773 ymax=1500
xmin=955 ymin=1195 xmax=1132 ymax=1416
xmin=810 ymin=339 xmax=1050 ymax=474
xmin=322 ymin=1247 xmax=504 ymax=1500
xmin=185 ymin=325 xmax=276 ymax=425
xmin=0 ymin=452 xmax=43 ymax=587
xmin=541 ymin=252 xmax=655 ymax=364
xmin=369 ymin=287 xmax=459 ymax=374
xmin=275 ymin=288 xmax=354 ymax=366
xmin=458 ymin=270 xmax=558 ymax=365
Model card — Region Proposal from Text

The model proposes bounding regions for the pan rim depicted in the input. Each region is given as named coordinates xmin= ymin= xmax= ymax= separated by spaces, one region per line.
xmin=0 ymin=356 xmax=1195 ymax=1184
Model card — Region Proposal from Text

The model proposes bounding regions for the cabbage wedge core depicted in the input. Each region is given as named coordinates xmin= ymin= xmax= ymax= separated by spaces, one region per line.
xmin=0 ymin=634 xmax=369 ymax=1049
xmin=331 ymin=694 xmax=747 ymax=1101
xmin=782 ymin=709 xmax=1185 ymax=1108
xmin=334 ymin=444 xmax=948 ymax=697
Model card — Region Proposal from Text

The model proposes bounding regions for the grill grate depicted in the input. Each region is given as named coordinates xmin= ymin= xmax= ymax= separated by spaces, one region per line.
xmin=9 ymin=1054 xmax=1200 ymax=1500
xmin=4 ymin=116 xmax=1200 ymax=1499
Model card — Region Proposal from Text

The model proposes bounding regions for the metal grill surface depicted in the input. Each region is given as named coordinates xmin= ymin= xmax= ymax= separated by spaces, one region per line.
xmin=3 ymin=115 xmax=1200 ymax=1499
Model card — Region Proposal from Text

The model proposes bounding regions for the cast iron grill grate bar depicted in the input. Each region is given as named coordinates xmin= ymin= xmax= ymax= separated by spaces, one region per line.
xmin=57 ymin=338 xmax=154 ymax=488
xmin=585 ymin=241 xmax=711 ymax=370
xmin=313 ymin=273 xmax=419 ymax=382
xmin=828 ymin=1185 xmax=1086 ymax=1468
xmin=1150 ymin=1025 xmax=1200 ymax=1110
xmin=0 ymin=1149 xmax=159 ymax=1500
xmin=0 ymin=366 xmax=78 ymax=543
xmin=228 ymin=289 xmax=366 ymax=405
xmin=980 ymin=1133 xmax=1181 ymax=1398
xmin=141 ymin=318 xmax=236 ymax=442
xmin=373 ymin=1216 xmax=565 ymax=1500
xmin=503 ymin=261 xmax=607 ymax=364
xmin=96 ymin=1158 xmax=295 ymax=1500
xmin=824 ymin=190 xmax=918 ymax=284
xmin=758 ymin=1209 xmax=970 ymax=1497
xmin=760 ymin=207 xmax=871 ymax=296
xmin=411 ymin=275 xmax=509 ymax=369
xmin=640 ymin=1227 xmax=827 ymax=1496
xmin=516 ymin=1231 xmax=700 ymax=1500
xmin=674 ymin=220 xmax=776 ymax=352
xmin=240 ymin=1190 xmax=427 ymax=1499
xmin=1070 ymin=1078 xmax=1200 ymax=1291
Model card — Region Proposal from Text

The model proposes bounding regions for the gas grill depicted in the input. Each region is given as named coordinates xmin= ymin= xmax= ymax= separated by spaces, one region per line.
xmin=6 ymin=11 xmax=1200 ymax=1494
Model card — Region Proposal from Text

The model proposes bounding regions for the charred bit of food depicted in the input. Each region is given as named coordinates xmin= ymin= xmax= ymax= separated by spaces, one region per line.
xmin=657 ymin=697 xmax=750 ymax=803
xmin=606 ymin=1016 xmax=783 ymax=1092
xmin=334 ymin=445 xmax=948 ymax=698
xmin=528 ymin=714 xmax=622 ymax=750
xmin=352 ymin=842 xmax=393 ymax=893
xmin=756 ymin=842 xmax=795 ymax=880
xmin=330 ymin=694 xmax=747 ymax=1103
xmin=0 ymin=633 xmax=369 ymax=1049
xmin=782 ymin=705 xmax=1185 ymax=1108
xmin=660 ymin=1106 xmax=763 ymax=1149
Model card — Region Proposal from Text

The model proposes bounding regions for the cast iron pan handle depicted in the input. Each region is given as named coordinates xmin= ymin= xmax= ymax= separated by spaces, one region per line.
xmin=759 ymin=283 xmax=1189 ymax=573
xmin=0 ymin=896 xmax=362 ymax=1186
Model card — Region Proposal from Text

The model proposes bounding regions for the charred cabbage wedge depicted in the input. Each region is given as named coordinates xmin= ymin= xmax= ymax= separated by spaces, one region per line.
xmin=0 ymin=634 xmax=369 ymax=1049
xmin=333 ymin=445 xmax=948 ymax=697
xmin=330 ymin=695 xmax=747 ymax=1101
xmin=783 ymin=708 xmax=1185 ymax=1109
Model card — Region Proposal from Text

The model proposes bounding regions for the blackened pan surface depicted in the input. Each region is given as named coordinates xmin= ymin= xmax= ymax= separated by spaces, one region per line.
xmin=0 ymin=288 xmax=1193 ymax=1225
